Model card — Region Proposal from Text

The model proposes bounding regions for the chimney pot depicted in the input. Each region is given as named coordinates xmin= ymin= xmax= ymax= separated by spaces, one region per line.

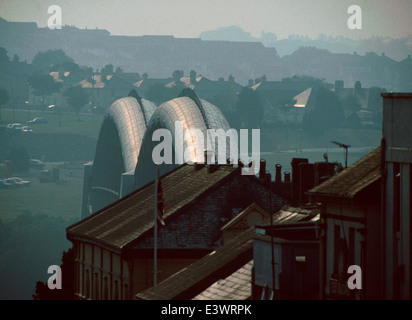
xmin=284 ymin=171 xmax=291 ymax=183
xmin=275 ymin=164 xmax=282 ymax=182
xmin=259 ymin=159 xmax=266 ymax=179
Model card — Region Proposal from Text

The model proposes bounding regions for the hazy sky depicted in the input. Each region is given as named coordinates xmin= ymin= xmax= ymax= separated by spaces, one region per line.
xmin=1 ymin=0 xmax=411 ymax=40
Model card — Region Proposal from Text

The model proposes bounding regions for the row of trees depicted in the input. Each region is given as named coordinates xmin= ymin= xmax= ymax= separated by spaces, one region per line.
xmin=26 ymin=73 xmax=88 ymax=119
xmin=0 ymin=48 xmax=91 ymax=120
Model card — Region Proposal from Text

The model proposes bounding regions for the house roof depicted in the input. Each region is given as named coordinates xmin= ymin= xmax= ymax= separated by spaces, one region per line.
xmin=134 ymin=226 xmax=256 ymax=300
xmin=67 ymin=164 xmax=238 ymax=253
xmin=221 ymin=202 xmax=269 ymax=232
xmin=270 ymin=205 xmax=320 ymax=224
xmin=135 ymin=206 xmax=317 ymax=300
xmin=77 ymin=74 xmax=107 ymax=88
xmin=293 ymin=88 xmax=312 ymax=108
xmin=250 ymin=80 xmax=311 ymax=92
xmin=308 ymin=147 xmax=381 ymax=199
xmin=192 ymin=260 xmax=253 ymax=300
xmin=133 ymin=78 xmax=171 ymax=88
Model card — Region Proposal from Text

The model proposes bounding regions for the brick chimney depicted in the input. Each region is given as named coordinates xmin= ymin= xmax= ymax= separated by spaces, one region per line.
xmin=259 ymin=159 xmax=266 ymax=179
xmin=275 ymin=164 xmax=282 ymax=182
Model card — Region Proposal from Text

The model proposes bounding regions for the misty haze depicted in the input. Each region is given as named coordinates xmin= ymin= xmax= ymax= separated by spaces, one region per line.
xmin=0 ymin=0 xmax=411 ymax=302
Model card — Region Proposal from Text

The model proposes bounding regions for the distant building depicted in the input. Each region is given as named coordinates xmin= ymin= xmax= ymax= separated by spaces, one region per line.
xmin=306 ymin=92 xmax=412 ymax=300
xmin=249 ymin=80 xmax=317 ymax=124
xmin=308 ymin=147 xmax=382 ymax=299
xmin=252 ymin=205 xmax=320 ymax=300
xmin=381 ymin=93 xmax=412 ymax=300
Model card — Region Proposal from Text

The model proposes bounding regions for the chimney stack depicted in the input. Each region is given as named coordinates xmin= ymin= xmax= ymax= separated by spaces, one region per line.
xmin=291 ymin=158 xmax=309 ymax=203
xmin=259 ymin=159 xmax=266 ymax=179
xmin=265 ymin=172 xmax=272 ymax=186
xmin=284 ymin=171 xmax=291 ymax=183
xmin=275 ymin=164 xmax=282 ymax=182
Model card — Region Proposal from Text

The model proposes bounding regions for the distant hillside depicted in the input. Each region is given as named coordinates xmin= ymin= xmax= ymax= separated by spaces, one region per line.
xmin=200 ymin=26 xmax=412 ymax=61
xmin=0 ymin=17 xmax=279 ymax=85
xmin=199 ymin=25 xmax=278 ymax=47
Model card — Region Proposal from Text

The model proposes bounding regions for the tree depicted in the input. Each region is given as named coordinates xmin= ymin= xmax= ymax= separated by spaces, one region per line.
xmin=172 ymin=70 xmax=184 ymax=84
xmin=101 ymin=64 xmax=114 ymax=82
xmin=0 ymin=87 xmax=10 ymax=120
xmin=32 ymin=49 xmax=74 ymax=71
xmin=146 ymin=82 xmax=178 ymax=105
xmin=101 ymin=64 xmax=114 ymax=75
xmin=27 ymin=74 xmax=62 ymax=104
xmin=63 ymin=85 xmax=89 ymax=120
xmin=208 ymin=92 xmax=239 ymax=129
xmin=32 ymin=248 xmax=74 ymax=300
xmin=281 ymin=75 xmax=327 ymax=88
xmin=0 ymin=47 xmax=10 ymax=64
xmin=341 ymin=95 xmax=361 ymax=115
xmin=302 ymin=87 xmax=345 ymax=136
xmin=235 ymin=87 xmax=264 ymax=128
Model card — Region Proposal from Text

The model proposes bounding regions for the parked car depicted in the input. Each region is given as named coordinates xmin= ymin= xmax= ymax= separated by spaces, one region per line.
xmin=7 ymin=123 xmax=24 ymax=130
xmin=29 ymin=159 xmax=45 ymax=169
xmin=21 ymin=126 xmax=33 ymax=133
xmin=0 ymin=179 xmax=13 ymax=189
xmin=5 ymin=177 xmax=30 ymax=187
xmin=27 ymin=117 xmax=47 ymax=124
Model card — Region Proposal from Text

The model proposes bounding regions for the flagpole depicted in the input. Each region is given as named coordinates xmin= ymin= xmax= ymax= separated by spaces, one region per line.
xmin=154 ymin=164 xmax=159 ymax=286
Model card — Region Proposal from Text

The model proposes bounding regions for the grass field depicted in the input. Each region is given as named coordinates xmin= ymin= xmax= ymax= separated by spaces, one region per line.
xmin=0 ymin=179 xmax=82 ymax=223
xmin=0 ymin=109 xmax=99 ymax=224
xmin=0 ymin=109 xmax=104 ymax=139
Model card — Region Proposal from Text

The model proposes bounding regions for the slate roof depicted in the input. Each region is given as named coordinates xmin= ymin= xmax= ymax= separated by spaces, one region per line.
xmin=270 ymin=205 xmax=320 ymax=224
xmin=221 ymin=202 xmax=268 ymax=232
xmin=135 ymin=207 xmax=317 ymax=300
xmin=193 ymin=261 xmax=253 ymax=300
xmin=67 ymin=164 xmax=238 ymax=253
xmin=308 ymin=147 xmax=381 ymax=198
xmin=135 ymin=226 xmax=256 ymax=300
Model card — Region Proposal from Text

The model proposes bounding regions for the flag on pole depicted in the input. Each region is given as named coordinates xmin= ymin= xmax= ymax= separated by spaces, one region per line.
xmin=156 ymin=171 xmax=165 ymax=226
